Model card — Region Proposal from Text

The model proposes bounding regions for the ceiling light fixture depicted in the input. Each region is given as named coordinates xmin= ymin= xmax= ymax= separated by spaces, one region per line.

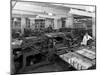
xmin=48 ymin=13 xmax=53 ymax=16
xmin=13 ymin=18 xmax=17 ymax=22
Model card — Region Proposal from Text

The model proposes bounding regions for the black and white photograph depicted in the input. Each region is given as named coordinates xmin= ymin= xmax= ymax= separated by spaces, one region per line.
xmin=11 ymin=0 xmax=96 ymax=74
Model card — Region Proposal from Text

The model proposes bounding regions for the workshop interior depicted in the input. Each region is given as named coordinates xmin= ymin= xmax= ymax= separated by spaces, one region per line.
xmin=11 ymin=0 xmax=96 ymax=74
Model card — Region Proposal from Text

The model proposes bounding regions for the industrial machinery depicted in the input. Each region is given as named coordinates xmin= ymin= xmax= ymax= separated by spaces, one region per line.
xmin=45 ymin=32 xmax=71 ymax=55
xmin=12 ymin=32 xmax=82 ymax=73
xmin=17 ymin=36 xmax=49 ymax=72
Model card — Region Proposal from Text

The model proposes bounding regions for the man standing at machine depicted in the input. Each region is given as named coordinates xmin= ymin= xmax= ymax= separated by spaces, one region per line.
xmin=81 ymin=32 xmax=93 ymax=46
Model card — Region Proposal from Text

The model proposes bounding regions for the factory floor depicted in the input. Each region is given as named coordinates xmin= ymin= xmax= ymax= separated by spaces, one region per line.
xmin=29 ymin=62 xmax=63 ymax=73
xmin=21 ymin=55 xmax=76 ymax=74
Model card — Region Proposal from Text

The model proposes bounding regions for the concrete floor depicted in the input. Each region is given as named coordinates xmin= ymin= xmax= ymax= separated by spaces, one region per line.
xmin=22 ymin=55 xmax=76 ymax=74
xmin=30 ymin=63 xmax=63 ymax=73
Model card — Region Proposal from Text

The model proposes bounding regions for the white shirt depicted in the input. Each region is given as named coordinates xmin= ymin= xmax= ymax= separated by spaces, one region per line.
xmin=81 ymin=35 xmax=92 ymax=45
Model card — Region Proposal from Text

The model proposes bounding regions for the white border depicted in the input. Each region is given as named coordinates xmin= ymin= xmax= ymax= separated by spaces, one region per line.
xmin=0 ymin=0 xmax=100 ymax=75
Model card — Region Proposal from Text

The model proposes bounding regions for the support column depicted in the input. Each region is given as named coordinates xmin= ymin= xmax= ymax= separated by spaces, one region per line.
xmin=21 ymin=17 xmax=26 ymax=34
xmin=65 ymin=14 xmax=73 ymax=28
xmin=92 ymin=17 xmax=95 ymax=38
xmin=54 ymin=18 xmax=61 ymax=29
xmin=30 ymin=18 xmax=35 ymax=30
xmin=54 ymin=19 xmax=58 ymax=29
xmin=57 ymin=19 xmax=62 ymax=29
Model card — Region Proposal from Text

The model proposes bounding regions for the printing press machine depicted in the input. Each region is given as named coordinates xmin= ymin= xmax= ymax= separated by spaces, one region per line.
xmin=11 ymin=32 xmax=73 ymax=73
xmin=11 ymin=36 xmax=49 ymax=73
xmin=11 ymin=32 xmax=96 ymax=74
xmin=44 ymin=32 xmax=72 ymax=55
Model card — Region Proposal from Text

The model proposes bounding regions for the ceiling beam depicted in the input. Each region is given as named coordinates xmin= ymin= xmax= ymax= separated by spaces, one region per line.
xmin=12 ymin=14 xmax=37 ymax=18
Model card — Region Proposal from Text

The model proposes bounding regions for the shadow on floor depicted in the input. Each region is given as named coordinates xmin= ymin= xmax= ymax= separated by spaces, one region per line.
xmin=21 ymin=55 xmax=76 ymax=74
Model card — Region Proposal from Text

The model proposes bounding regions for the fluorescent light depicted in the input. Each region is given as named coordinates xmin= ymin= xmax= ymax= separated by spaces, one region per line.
xmin=48 ymin=13 xmax=53 ymax=16
xmin=14 ymin=18 xmax=17 ymax=22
